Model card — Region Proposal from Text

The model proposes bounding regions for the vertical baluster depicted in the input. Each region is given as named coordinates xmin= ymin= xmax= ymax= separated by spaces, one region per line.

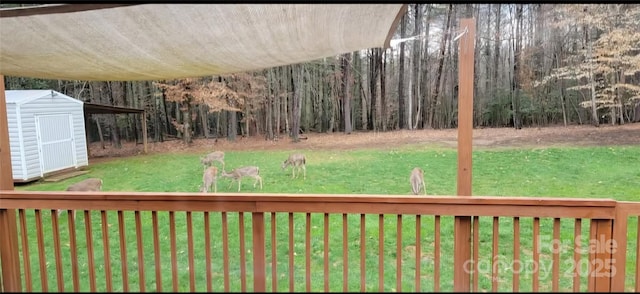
xmin=134 ymin=211 xmax=145 ymax=292
xmin=204 ymin=212 xmax=212 ymax=292
xmin=492 ymin=217 xmax=499 ymax=292
xmin=34 ymin=210 xmax=48 ymax=292
xmin=573 ymin=218 xmax=581 ymax=292
xmin=342 ymin=213 xmax=348 ymax=292
xmin=378 ymin=214 xmax=384 ymax=292
xmin=85 ymin=210 xmax=96 ymax=292
xmin=324 ymin=213 xmax=329 ymax=292
xmin=473 ymin=216 xmax=479 ymax=292
xmin=360 ymin=214 xmax=366 ymax=292
xmin=18 ymin=209 xmax=32 ymax=292
xmin=151 ymin=211 xmax=162 ymax=292
xmin=513 ymin=217 xmax=520 ymax=292
xmin=636 ymin=216 xmax=640 ymax=292
xmin=396 ymin=214 xmax=402 ymax=292
xmin=186 ymin=211 xmax=195 ymax=291
xmin=552 ymin=218 xmax=560 ymax=292
xmin=101 ymin=210 xmax=112 ymax=292
xmin=117 ymin=211 xmax=129 ymax=292
xmin=222 ymin=212 xmax=230 ymax=292
xmin=169 ymin=211 xmax=178 ymax=292
xmin=305 ymin=213 xmax=311 ymax=292
xmin=587 ymin=219 xmax=596 ymax=292
xmin=239 ymin=212 xmax=246 ymax=292
xmin=434 ymin=215 xmax=441 ymax=292
xmin=271 ymin=212 xmax=277 ymax=292
xmin=533 ymin=217 xmax=540 ymax=292
xmin=67 ymin=210 xmax=79 ymax=292
xmin=415 ymin=215 xmax=421 ymax=292
xmin=50 ymin=210 xmax=64 ymax=291
xmin=288 ymin=212 xmax=294 ymax=292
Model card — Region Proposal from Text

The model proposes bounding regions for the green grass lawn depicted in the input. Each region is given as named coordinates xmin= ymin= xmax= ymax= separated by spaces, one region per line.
xmin=12 ymin=144 xmax=640 ymax=292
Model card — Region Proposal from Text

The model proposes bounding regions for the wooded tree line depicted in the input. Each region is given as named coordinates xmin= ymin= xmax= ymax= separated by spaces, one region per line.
xmin=4 ymin=4 xmax=640 ymax=146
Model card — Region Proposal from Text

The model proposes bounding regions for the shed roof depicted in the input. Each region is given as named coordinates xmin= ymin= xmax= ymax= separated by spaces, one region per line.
xmin=4 ymin=90 xmax=82 ymax=105
xmin=0 ymin=4 xmax=406 ymax=81
xmin=83 ymin=102 xmax=144 ymax=115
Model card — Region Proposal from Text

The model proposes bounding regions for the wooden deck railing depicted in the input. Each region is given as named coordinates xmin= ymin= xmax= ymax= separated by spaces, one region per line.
xmin=1 ymin=191 xmax=639 ymax=292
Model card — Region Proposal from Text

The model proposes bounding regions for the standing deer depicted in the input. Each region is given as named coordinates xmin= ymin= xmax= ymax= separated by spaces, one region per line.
xmin=220 ymin=166 xmax=263 ymax=192
xmin=200 ymin=166 xmax=218 ymax=193
xmin=282 ymin=153 xmax=306 ymax=179
xmin=200 ymin=151 xmax=225 ymax=171
xmin=410 ymin=167 xmax=426 ymax=195
xmin=59 ymin=178 xmax=104 ymax=219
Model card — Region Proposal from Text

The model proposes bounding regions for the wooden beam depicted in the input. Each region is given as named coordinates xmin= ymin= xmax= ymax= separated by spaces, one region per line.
xmin=0 ymin=74 xmax=22 ymax=291
xmin=0 ymin=4 xmax=136 ymax=18
xmin=454 ymin=18 xmax=476 ymax=292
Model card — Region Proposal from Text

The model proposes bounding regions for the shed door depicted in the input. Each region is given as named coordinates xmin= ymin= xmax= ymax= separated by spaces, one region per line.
xmin=35 ymin=114 xmax=77 ymax=174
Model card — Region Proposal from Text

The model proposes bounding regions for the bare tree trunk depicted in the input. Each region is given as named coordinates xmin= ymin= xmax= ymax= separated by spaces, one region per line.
xmin=420 ymin=4 xmax=432 ymax=129
xmin=428 ymin=4 xmax=453 ymax=129
xmin=275 ymin=68 xmax=281 ymax=137
xmin=398 ymin=11 xmax=407 ymax=130
xmin=201 ymin=104 xmax=210 ymax=138
xmin=108 ymin=81 xmax=123 ymax=147
xmin=411 ymin=4 xmax=423 ymax=130
xmin=95 ymin=118 xmax=105 ymax=149
xmin=291 ymin=65 xmax=302 ymax=142
xmin=369 ymin=48 xmax=379 ymax=130
xmin=511 ymin=4 xmax=523 ymax=130
xmin=586 ymin=21 xmax=599 ymax=127
xmin=342 ymin=53 xmax=353 ymax=134
xmin=227 ymin=109 xmax=237 ymax=141
xmin=618 ymin=69 xmax=625 ymax=125
xmin=492 ymin=3 xmax=502 ymax=114
xmin=266 ymin=69 xmax=274 ymax=140
xmin=352 ymin=51 xmax=363 ymax=130
xmin=358 ymin=55 xmax=368 ymax=130
xmin=380 ymin=49 xmax=387 ymax=131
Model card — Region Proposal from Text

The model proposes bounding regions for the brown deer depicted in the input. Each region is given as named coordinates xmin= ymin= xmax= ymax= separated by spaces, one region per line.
xmin=220 ymin=166 xmax=263 ymax=192
xmin=200 ymin=151 xmax=225 ymax=171
xmin=410 ymin=167 xmax=426 ymax=195
xmin=282 ymin=153 xmax=306 ymax=179
xmin=59 ymin=178 xmax=104 ymax=219
xmin=200 ymin=166 xmax=218 ymax=193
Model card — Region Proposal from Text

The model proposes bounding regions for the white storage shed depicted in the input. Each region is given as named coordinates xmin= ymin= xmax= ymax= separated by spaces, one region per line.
xmin=5 ymin=90 xmax=88 ymax=182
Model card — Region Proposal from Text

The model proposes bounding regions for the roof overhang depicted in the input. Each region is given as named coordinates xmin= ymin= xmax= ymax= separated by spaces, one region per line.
xmin=0 ymin=4 xmax=407 ymax=81
xmin=83 ymin=102 xmax=144 ymax=115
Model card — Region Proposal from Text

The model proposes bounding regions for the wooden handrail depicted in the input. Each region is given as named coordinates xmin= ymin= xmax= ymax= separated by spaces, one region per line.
xmin=1 ymin=191 xmax=638 ymax=292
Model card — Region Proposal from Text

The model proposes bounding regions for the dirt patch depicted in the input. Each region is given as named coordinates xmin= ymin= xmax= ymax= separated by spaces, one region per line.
xmin=88 ymin=123 xmax=640 ymax=163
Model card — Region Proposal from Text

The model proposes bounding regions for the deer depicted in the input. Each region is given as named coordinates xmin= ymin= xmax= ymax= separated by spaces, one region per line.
xmin=410 ymin=167 xmax=426 ymax=195
xmin=282 ymin=153 xmax=306 ymax=179
xmin=59 ymin=178 xmax=104 ymax=219
xmin=220 ymin=166 xmax=263 ymax=192
xmin=200 ymin=151 xmax=225 ymax=171
xmin=200 ymin=166 xmax=218 ymax=193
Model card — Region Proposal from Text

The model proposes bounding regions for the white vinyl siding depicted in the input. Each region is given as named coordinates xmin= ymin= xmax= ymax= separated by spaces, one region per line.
xmin=5 ymin=90 xmax=88 ymax=182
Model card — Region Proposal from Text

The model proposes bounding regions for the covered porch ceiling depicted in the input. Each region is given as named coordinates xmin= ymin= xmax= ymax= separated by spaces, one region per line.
xmin=0 ymin=4 xmax=407 ymax=81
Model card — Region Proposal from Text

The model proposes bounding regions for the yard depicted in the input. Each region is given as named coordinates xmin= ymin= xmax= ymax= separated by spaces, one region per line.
xmin=8 ymin=124 xmax=639 ymax=292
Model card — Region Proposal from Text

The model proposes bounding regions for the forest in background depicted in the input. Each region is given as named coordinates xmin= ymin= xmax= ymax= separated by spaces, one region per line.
xmin=3 ymin=4 xmax=640 ymax=147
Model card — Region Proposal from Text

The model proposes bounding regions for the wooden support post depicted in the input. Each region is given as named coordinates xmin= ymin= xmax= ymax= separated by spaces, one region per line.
xmin=454 ymin=18 xmax=475 ymax=292
xmin=0 ymin=75 xmax=22 ymax=291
